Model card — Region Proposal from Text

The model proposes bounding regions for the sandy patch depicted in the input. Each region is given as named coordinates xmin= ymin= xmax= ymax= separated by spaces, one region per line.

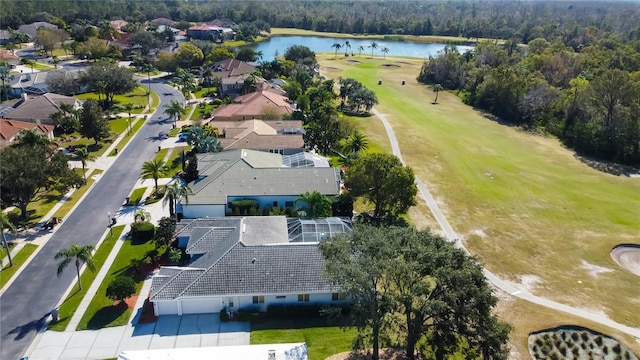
xmin=323 ymin=67 xmax=339 ymax=71
xmin=346 ymin=60 xmax=360 ymax=65
xmin=611 ymin=244 xmax=640 ymax=276
xmin=381 ymin=64 xmax=400 ymax=68
xmin=470 ymin=228 xmax=487 ymax=238
xmin=581 ymin=260 xmax=614 ymax=277
xmin=396 ymin=61 xmax=419 ymax=67
xmin=503 ymin=274 xmax=541 ymax=293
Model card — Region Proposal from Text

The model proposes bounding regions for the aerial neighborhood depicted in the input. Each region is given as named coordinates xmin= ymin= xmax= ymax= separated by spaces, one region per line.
xmin=1 ymin=1 xmax=639 ymax=360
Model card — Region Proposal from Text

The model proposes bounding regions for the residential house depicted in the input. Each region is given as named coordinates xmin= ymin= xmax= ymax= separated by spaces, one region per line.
xmin=180 ymin=149 xmax=340 ymax=219
xmin=0 ymin=50 xmax=20 ymax=66
xmin=0 ymin=30 xmax=11 ymax=45
xmin=0 ymin=119 xmax=55 ymax=148
xmin=151 ymin=216 xmax=352 ymax=316
xmin=0 ymin=93 xmax=82 ymax=125
xmin=7 ymin=70 xmax=85 ymax=97
xmin=151 ymin=17 xmax=178 ymax=28
xmin=109 ymin=19 xmax=129 ymax=31
xmin=209 ymin=119 xmax=305 ymax=154
xmin=213 ymin=90 xmax=294 ymax=121
xmin=187 ymin=23 xmax=236 ymax=42
xmin=18 ymin=22 xmax=58 ymax=40
xmin=208 ymin=58 xmax=255 ymax=96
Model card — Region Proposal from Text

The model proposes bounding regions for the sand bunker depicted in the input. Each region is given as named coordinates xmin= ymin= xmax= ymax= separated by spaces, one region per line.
xmin=323 ymin=67 xmax=339 ymax=71
xmin=381 ymin=64 xmax=400 ymax=68
xmin=346 ymin=60 xmax=360 ymax=65
xmin=611 ymin=244 xmax=640 ymax=276
xmin=396 ymin=61 xmax=419 ymax=67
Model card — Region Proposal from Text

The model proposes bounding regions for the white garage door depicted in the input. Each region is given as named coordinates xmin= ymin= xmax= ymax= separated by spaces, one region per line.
xmin=156 ymin=301 xmax=179 ymax=315
xmin=181 ymin=297 xmax=222 ymax=314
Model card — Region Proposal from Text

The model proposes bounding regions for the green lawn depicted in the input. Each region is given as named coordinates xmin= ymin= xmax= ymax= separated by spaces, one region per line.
xmin=251 ymin=318 xmax=356 ymax=360
xmin=153 ymin=148 xmax=169 ymax=163
xmin=0 ymin=243 xmax=16 ymax=262
xmin=166 ymin=147 xmax=186 ymax=175
xmin=108 ymin=116 xmax=147 ymax=157
xmin=53 ymin=169 xmax=101 ymax=219
xmin=127 ymin=188 xmax=147 ymax=206
xmin=0 ymin=244 xmax=38 ymax=289
xmin=190 ymin=103 xmax=215 ymax=120
xmin=317 ymin=54 xmax=640 ymax=327
xmin=7 ymin=189 xmax=65 ymax=228
xmin=76 ymin=234 xmax=157 ymax=330
xmin=76 ymin=87 xmax=152 ymax=113
xmin=48 ymin=226 xmax=125 ymax=331
xmin=193 ymin=88 xmax=216 ymax=99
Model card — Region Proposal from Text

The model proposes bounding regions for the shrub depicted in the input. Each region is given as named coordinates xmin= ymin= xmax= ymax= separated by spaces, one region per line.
xmin=595 ymin=336 xmax=603 ymax=346
xmin=603 ymin=345 xmax=609 ymax=354
xmin=106 ymin=276 xmax=136 ymax=304
xmin=613 ymin=344 xmax=621 ymax=354
xmin=220 ymin=308 xmax=230 ymax=322
xmin=535 ymin=338 xmax=544 ymax=347
xmin=581 ymin=332 xmax=590 ymax=342
xmin=131 ymin=221 xmax=155 ymax=242
xmin=571 ymin=332 xmax=579 ymax=341
xmin=169 ymin=248 xmax=182 ymax=264
xmin=230 ymin=199 xmax=258 ymax=214
xmin=265 ymin=304 xmax=324 ymax=319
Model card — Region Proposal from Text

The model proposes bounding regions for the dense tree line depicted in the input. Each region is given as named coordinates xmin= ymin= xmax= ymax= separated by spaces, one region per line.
xmin=2 ymin=1 xmax=639 ymax=44
xmin=418 ymin=39 xmax=640 ymax=167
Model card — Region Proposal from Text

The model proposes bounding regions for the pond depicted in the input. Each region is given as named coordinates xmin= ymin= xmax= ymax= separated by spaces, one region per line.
xmin=249 ymin=35 xmax=475 ymax=61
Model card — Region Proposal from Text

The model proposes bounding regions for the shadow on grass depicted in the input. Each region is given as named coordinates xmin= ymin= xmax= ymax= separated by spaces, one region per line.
xmin=86 ymin=303 xmax=127 ymax=330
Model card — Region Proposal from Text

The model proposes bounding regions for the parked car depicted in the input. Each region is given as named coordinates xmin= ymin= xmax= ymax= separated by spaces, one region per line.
xmin=178 ymin=132 xmax=189 ymax=142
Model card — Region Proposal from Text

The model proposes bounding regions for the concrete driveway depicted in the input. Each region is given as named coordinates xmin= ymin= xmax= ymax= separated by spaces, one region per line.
xmin=27 ymin=314 xmax=249 ymax=360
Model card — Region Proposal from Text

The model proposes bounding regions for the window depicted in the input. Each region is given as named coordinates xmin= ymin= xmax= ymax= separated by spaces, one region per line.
xmin=275 ymin=295 xmax=286 ymax=299
xmin=285 ymin=201 xmax=294 ymax=208
xmin=252 ymin=295 xmax=265 ymax=304
xmin=332 ymin=292 xmax=346 ymax=301
xmin=297 ymin=294 xmax=310 ymax=302
xmin=273 ymin=201 xmax=278 ymax=207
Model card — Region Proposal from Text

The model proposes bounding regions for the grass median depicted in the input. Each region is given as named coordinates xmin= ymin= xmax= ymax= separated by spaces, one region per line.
xmin=127 ymin=187 xmax=147 ymax=207
xmin=76 ymin=233 xmax=157 ymax=330
xmin=49 ymin=225 xmax=125 ymax=331
xmin=0 ymin=244 xmax=38 ymax=289
xmin=317 ymin=55 xmax=640 ymax=329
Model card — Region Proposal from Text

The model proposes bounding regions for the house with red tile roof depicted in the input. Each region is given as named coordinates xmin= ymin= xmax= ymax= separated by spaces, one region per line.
xmin=0 ymin=119 xmax=55 ymax=148
xmin=212 ymin=91 xmax=294 ymax=121
xmin=208 ymin=119 xmax=305 ymax=154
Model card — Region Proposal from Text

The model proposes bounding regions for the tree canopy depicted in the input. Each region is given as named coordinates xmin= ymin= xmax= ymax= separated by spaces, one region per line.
xmin=79 ymin=99 xmax=110 ymax=144
xmin=82 ymin=61 xmax=137 ymax=107
xmin=345 ymin=153 xmax=417 ymax=218
xmin=0 ymin=132 xmax=84 ymax=219
xmin=320 ymin=225 xmax=511 ymax=360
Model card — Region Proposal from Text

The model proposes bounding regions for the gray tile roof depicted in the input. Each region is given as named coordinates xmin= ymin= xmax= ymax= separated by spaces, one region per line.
xmin=185 ymin=227 xmax=237 ymax=254
xmin=151 ymin=216 xmax=338 ymax=301
xmin=176 ymin=218 xmax=241 ymax=237
xmin=187 ymin=149 xmax=340 ymax=205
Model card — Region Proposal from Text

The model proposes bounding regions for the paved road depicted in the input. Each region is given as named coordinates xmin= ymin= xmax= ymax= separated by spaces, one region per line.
xmin=371 ymin=107 xmax=640 ymax=339
xmin=0 ymin=81 xmax=182 ymax=360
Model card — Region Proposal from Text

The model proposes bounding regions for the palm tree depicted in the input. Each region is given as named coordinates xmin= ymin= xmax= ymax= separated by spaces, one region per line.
xmin=343 ymin=130 xmax=369 ymax=155
xmin=295 ymin=191 xmax=332 ymax=218
xmin=163 ymin=100 xmax=186 ymax=128
xmin=369 ymin=41 xmax=378 ymax=57
xmin=331 ymin=42 xmax=342 ymax=59
xmin=140 ymin=159 xmax=169 ymax=194
xmin=141 ymin=63 xmax=155 ymax=107
xmin=74 ymin=147 xmax=95 ymax=180
xmin=123 ymin=102 xmax=134 ymax=135
xmin=163 ymin=181 xmax=193 ymax=221
xmin=173 ymin=68 xmax=195 ymax=105
xmin=55 ymin=244 xmax=96 ymax=291
xmin=430 ymin=83 xmax=444 ymax=104
xmin=381 ymin=47 xmax=389 ymax=59
xmin=344 ymin=40 xmax=351 ymax=56
xmin=201 ymin=67 xmax=214 ymax=95
xmin=134 ymin=209 xmax=151 ymax=223
xmin=357 ymin=45 xmax=365 ymax=56
xmin=1 ymin=213 xmax=17 ymax=267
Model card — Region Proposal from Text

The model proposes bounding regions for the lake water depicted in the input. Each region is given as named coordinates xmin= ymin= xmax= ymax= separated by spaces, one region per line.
xmin=250 ymin=35 xmax=475 ymax=61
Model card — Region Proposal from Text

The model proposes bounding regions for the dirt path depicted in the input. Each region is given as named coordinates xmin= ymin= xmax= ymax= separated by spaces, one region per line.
xmin=370 ymin=107 xmax=640 ymax=339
